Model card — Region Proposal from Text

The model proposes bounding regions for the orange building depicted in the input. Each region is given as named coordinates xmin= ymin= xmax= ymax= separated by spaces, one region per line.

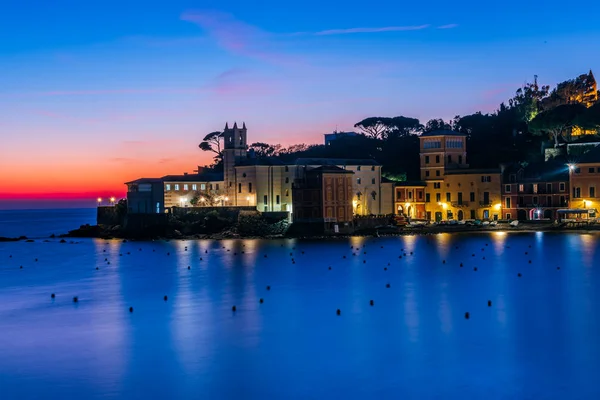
xmin=568 ymin=146 xmax=600 ymax=214
xmin=394 ymin=182 xmax=426 ymax=219
xmin=292 ymin=166 xmax=354 ymax=232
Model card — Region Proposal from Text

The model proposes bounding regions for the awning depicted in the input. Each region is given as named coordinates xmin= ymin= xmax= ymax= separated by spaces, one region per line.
xmin=557 ymin=209 xmax=598 ymax=214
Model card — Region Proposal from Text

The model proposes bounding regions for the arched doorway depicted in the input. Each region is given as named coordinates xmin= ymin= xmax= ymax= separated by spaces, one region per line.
xmin=517 ymin=209 xmax=527 ymax=221
xmin=397 ymin=205 xmax=404 ymax=215
xmin=407 ymin=206 xmax=413 ymax=218
xmin=457 ymin=210 xmax=464 ymax=221
xmin=544 ymin=209 xmax=552 ymax=219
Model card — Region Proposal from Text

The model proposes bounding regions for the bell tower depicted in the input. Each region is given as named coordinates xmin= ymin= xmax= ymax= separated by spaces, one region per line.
xmin=222 ymin=122 xmax=248 ymax=198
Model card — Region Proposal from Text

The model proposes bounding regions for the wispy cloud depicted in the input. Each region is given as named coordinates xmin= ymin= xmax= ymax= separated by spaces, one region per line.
xmin=314 ymin=25 xmax=430 ymax=36
xmin=181 ymin=10 xmax=297 ymax=65
xmin=437 ymin=24 xmax=459 ymax=29
xmin=31 ymin=88 xmax=204 ymax=96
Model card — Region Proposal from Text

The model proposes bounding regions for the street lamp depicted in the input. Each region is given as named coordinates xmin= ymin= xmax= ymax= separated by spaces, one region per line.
xmin=97 ymin=197 xmax=102 ymax=206
xmin=110 ymin=197 xmax=116 ymax=205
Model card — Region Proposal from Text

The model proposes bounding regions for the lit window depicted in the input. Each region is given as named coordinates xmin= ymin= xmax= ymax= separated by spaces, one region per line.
xmin=192 ymin=184 xmax=197 ymax=191
xmin=518 ymin=184 xmax=524 ymax=192
xmin=201 ymin=184 xmax=206 ymax=190
xmin=183 ymin=184 xmax=189 ymax=191
xmin=357 ymin=178 xmax=361 ymax=184
xmin=533 ymin=184 xmax=538 ymax=193
xmin=166 ymin=184 xmax=171 ymax=191
xmin=174 ymin=184 xmax=179 ymax=191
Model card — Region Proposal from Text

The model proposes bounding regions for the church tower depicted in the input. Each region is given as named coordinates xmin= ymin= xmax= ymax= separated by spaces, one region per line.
xmin=222 ymin=122 xmax=248 ymax=199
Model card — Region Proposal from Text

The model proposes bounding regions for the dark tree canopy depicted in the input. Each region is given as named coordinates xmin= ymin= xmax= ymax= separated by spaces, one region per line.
xmin=354 ymin=117 xmax=390 ymax=140
xmin=199 ymin=131 xmax=224 ymax=164
xmin=424 ymin=118 xmax=452 ymax=132
xmin=249 ymin=142 xmax=282 ymax=158
xmin=387 ymin=116 xmax=423 ymax=139
xmin=529 ymin=103 xmax=587 ymax=147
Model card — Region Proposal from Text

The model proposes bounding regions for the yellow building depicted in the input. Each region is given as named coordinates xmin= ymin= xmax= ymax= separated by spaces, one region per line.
xmin=419 ymin=130 xmax=502 ymax=221
xmin=568 ymin=146 xmax=600 ymax=213
xmin=163 ymin=173 xmax=225 ymax=208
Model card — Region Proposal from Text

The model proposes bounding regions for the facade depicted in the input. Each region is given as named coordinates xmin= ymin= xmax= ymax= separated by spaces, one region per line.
xmin=394 ymin=182 xmax=427 ymax=219
xmin=413 ymin=130 xmax=502 ymax=221
xmin=162 ymin=172 xmax=224 ymax=208
xmin=501 ymin=161 xmax=569 ymax=220
xmin=292 ymin=166 xmax=354 ymax=225
xmin=125 ymin=178 xmax=165 ymax=214
xmin=568 ymin=146 xmax=600 ymax=212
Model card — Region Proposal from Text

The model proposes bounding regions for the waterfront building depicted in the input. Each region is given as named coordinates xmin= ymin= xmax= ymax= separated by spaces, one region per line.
xmin=162 ymin=171 xmax=224 ymax=208
xmin=415 ymin=130 xmax=502 ymax=221
xmin=568 ymin=146 xmax=600 ymax=214
xmin=394 ymin=182 xmax=426 ymax=219
xmin=125 ymin=178 xmax=165 ymax=214
xmin=292 ymin=166 xmax=354 ymax=232
xmin=501 ymin=161 xmax=569 ymax=220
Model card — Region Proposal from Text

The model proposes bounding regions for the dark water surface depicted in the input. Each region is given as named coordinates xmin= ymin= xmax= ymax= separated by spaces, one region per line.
xmin=0 ymin=208 xmax=96 ymax=238
xmin=1 ymin=231 xmax=600 ymax=399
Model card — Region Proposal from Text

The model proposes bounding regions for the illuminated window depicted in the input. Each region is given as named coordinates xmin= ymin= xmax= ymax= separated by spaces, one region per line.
xmin=201 ymin=184 xmax=206 ymax=190
xmin=174 ymin=184 xmax=179 ymax=191
xmin=533 ymin=184 xmax=538 ymax=193
xmin=166 ymin=184 xmax=171 ymax=191
xmin=518 ymin=184 xmax=524 ymax=192
xmin=183 ymin=184 xmax=189 ymax=191
xmin=192 ymin=184 xmax=197 ymax=191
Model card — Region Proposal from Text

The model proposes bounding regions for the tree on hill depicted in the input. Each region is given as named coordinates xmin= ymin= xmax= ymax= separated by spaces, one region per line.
xmin=387 ymin=116 xmax=423 ymax=139
xmin=424 ymin=118 xmax=451 ymax=132
xmin=574 ymin=102 xmax=600 ymax=132
xmin=508 ymin=76 xmax=550 ymax=122
xmin=199 ymin=131 xmax=224 ymax=164
xmin=354 ymin=117 xmax=391 ymax=139
xmin=249 ymin=142 xmax=282 ymax=158
xmin=529 ymin=103 xmax=587 ymax=147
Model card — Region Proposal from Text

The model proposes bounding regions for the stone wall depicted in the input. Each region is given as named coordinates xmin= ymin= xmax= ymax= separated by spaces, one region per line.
xmin=97 ymin=206 xmax=120 ymax=225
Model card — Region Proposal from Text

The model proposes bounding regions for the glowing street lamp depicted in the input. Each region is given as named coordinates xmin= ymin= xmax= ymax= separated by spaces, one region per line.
xmin=110 ymin=197 xmax=116 ymax=205
xmin=97 ymin=197 xmax=102 ymax=206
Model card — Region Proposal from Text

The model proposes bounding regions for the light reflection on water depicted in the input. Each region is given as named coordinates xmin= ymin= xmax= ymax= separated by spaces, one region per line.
xmin=0 ymin=232 xmax=599 ymax=399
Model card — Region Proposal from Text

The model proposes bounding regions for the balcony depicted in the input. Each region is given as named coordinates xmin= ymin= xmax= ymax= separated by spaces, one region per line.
xmin=479 ymin=202 xmax=493 ymax=207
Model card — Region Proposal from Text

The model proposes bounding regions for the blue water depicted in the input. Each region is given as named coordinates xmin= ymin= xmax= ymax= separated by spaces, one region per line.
xmin=0 ymin=208 xmax=96 ymax=238
xmin=0 ymin=210 xmax=599 ymax=399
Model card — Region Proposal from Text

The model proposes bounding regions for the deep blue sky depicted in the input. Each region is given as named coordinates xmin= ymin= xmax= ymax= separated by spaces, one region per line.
xmin=1 ymin=0 xmax=599 ymax=208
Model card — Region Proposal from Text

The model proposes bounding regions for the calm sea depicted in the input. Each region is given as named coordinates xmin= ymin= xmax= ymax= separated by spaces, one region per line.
xmin=0 ymin=209 xmax=599 ymax=399
xmin=0 ymin=208 xmax=96 ymax=238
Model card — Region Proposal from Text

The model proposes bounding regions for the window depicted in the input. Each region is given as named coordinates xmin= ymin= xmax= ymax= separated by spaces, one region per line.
xmin=481 ymin=176 xmax=492 ymax=183
xmin=242 ymin=173 xmax=247 ymax=178
xmin=418 ymin=191 xmax=423 ymax=200
xmin=229 ymin=182 xmax=233 ymax=187
xmin=264 ymin=195 xmax=268 ymax=205
xmin=575 ymin=168 xmax=581 ymax=174
xmin=518 ymin=184 xmax=524 ymax=192
xmin=547 ymin=196 xmax=552 ymax=206
xmin=285 ymin=189 xmax=289 ymax=197
xmin=470 ymin=210 xmax=476 ymax=219
xmin=425 ymin=156 xmax=430 ymax=164
xmin=371 ymin=166 xmax=375 ymax=171
xmin=533 ymin=196 xmax=538 ymax=204
xmin=248 ymin=183 xmax=253 ymax=193
xmin=436 ymin=193 xmax=441 ymax=202
xmin=434 ymin=182 xmax=441 ymax=189
xmin=573 ymin=187 xmax=581 ymax=198
xmin=166 ymin=184 xmax=171 ymax=191
xmin=285 ymin=166 xmax=289 ymax=172
xmin=201 ymin=184 xmax=206 ymax=190
xmin=533 ymin=184 xmax=538 ymax=194
xmin=408 ymin=191 xmax=413 ymax=199
xmin=371 ymin=191 xmax=377 ymax=200
xmin=470 ymin=192 xmax=475 ymax=202
xmin=436 ymin=170 xmax=440 ymax=177
xmin=506 ymin=213 xmax=511 ymax=220
xmin=238 ymin=183 xmax=242 ymax=193
xmin=285 ymin=177 xmax=289 ymax=183
xmin=357 ymin=192 xmax=362 ymax=200
xmin=559 ymin=182 xmax=565 ymax=192
xmin=426 ymin=171 xmax=430 ymax=177
xmin=174 ymin=184 xmax=179 ymax=191
xmin=505 ymin=185 xmax=511 ymax=193
xmin=591 ymin=186 xmax=596 ymax=198
xmin=458 ymin=155 xmax=463 ymax=164
xmin=505 ymin=198 xmax=511 ymax=208
xmin=425 ymin=193 xmax=430 ymax=202
xmin=210 ymin=184 xmax=213 ymax=190
xmin=446 ymin=193 xmax=451 ymax=202
xmin=518 ymin=196 xmax=524 ymax=206
xmin=183 ymin=184 xmax=189 ymax=191
xmin=560 ymin=195 xmax=566 ymax=206
xmin=192 ymin=184 xmax=197 ymax=191
xmin=216 ymin=184 xmax=220 ymax=190
xmin=448 ymin=155 xmax=452 ymax=163
xmin=357 ymin=178 xmax=361 ymax=184
xmin=357 ymin=166 xmax=361 ymax=171
xmin=371 ymin=178 xmax=376 ymax=184
xmin=276 ymin=195 xmax=280 ymax=205
xmin=590 ymin=167 xmax=595 ymax=173
xmin=436 ymin=155 xmax=440 ymax=163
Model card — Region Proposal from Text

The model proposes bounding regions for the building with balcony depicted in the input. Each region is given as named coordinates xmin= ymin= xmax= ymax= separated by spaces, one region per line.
xmin=568 ymin=146 xmax=600 ymax=215
xmin=394 ymin=182 xmax=426 ymax=219
xmin=501 ymin=161 xmax=569 ymax=221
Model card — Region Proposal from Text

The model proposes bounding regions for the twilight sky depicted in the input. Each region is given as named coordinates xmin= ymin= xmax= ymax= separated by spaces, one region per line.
xmin=1 ymin=0 xmax=599 ymax=209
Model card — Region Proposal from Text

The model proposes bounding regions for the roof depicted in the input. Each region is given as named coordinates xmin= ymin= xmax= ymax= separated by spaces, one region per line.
xmin=420 ymin=130 xmax=467 ymax=137
xmin=161 ymin=172 xmax=224 ymax=182
xmin=445 ymin=168 xmax=501 ymax=175
xmin=306 ymin=165 xmax=354 ymax=174
xmin=324 ymin=131 xmax=358 ymax=137
xmin=502 ymin=160 xmax=569 ymax=182
xmin=124 ymin=177 xmax=163 ymax=185
xmin=235 ymin=157 xmax=286 ymax=166
xmin=295 ymin=158 xmax=380 ymax=166
xmin=394 ymin=181 xmax=427 ymax=187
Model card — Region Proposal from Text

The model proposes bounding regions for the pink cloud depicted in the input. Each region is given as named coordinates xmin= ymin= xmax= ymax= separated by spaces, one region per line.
xmin=314 ymin=25 xmax=430 ymax=35
xmin=181 ymin=10 xmax=299 ymax=65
